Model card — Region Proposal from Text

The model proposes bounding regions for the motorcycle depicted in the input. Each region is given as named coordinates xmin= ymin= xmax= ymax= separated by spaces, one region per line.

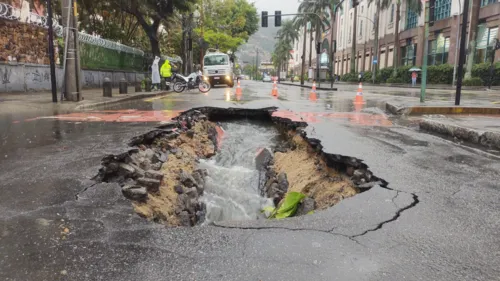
xmin=172 ymin=72 xmax=211 ymax=93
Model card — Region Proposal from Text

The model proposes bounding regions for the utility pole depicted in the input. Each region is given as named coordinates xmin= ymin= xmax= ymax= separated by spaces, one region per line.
xmin=372 ymin=0 xmax=380 ymax=83
xmin=301 ymin=24 xmax=307 ymax=86
xmin=61 ymin=0 xmax=81 ymax=101
xmin=255 ymin=49 xmax=259 ymax=80
xmin=420 ymin=0 xmax=431 ymax=103
xmin=350 ymin=2 xmax=358 ymax=73
xmin=200 ymin=0 xmax=204 ymax=67
xmin=188 ymin=13 xmax=193 ymax=73
xmin=46 ymin=0 xmax=57 ymax=103
xmin=455 ymin=0 xmax=470 ymax=105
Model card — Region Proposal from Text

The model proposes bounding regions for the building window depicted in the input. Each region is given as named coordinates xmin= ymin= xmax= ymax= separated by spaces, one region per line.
xmin=434 ymin=0 xmax=451 ymax=21
xmin=481 ymin=0 xmax=496 ymax=7
xmin=390 ymin=4 xmax=394 ymax=23
xmin=475 ymin=25 xmax=499 ymax=63
xmin=406 ymin=9 xmax=418 ymax=30
xmin=401 ymin=40 xmax=417 ymax=66
xmin=360 ymin=20 xmax=363 ymax=36
xmin=428 ymin=34 xmax=450 ymax=65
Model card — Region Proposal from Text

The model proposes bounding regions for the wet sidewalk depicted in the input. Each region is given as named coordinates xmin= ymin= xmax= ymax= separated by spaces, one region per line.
xmin=0 ymin=87 xmax=171 ymax=112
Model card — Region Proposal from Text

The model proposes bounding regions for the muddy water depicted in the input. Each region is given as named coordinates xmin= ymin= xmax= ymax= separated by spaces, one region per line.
xmin=199 ymin=121 xmax=277 ymax=224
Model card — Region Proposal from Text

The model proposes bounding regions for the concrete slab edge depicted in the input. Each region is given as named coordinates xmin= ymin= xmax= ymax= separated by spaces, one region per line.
xmin=419 ymin=119 xmax=500 ymax=150
xmin=75 ymin=91 xmax=171 ymax=110
xmin=408 ymin=106 xmax=500 ymax=115
xmin=281 ymin=82 xmax=338 ymax=91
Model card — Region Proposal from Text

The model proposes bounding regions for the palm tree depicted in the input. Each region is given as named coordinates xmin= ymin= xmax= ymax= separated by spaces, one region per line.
xmin=298 ymin=1 xmax=330 ymax=79
xmin=293 ymin=13 xmax=312 ymax=85
xmin=272 ymin=39 xmax=293 ymax=81
xmin=276 ymin=20 xmax=299 ymax=77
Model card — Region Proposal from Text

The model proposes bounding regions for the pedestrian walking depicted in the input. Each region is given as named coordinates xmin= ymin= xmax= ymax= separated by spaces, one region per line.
xmin=151 ymin=56 xmax=161 ymax=90
xmin=160 ymin=59 xmax=172 ymax=90
xmin=411 ymin=71 xmax=417 ymax=87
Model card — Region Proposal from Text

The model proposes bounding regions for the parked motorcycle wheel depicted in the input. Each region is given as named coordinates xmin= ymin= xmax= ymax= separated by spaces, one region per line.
xmin=173 ymin=82 xmax=186 ymax=93
xmin=198 ymin=81 xmax=211 ymax=93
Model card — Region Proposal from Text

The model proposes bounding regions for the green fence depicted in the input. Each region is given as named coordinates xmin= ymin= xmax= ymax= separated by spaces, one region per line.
xmin=79 ymin=42 xmax=148 ymax=71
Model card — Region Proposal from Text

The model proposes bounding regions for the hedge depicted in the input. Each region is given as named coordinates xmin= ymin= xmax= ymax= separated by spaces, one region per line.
xmin=471 ymin=62 xmax=500 ymax=86
xmin=337 ymin=62 xmax=495 ymax=85
xmin=462 ymin=77 xmax=483 ymax=86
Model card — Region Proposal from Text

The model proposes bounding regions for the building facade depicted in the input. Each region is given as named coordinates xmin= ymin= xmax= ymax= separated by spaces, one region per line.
xmin=291 ymin=0 xmax=500 ymax=77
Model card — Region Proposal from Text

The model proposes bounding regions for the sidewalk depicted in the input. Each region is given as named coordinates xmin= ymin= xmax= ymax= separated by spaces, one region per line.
xmin=281 ymin=80 xmax=500 ymax=92
xmin=418 ymin=116 xmax=500 ymax=151
xmin=0 ymin=87 xmax=171 ymax=112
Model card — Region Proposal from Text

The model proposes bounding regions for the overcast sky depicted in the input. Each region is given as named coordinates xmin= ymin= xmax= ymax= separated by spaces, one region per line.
xmin=251 ymin=0 xmax=300 ymax=15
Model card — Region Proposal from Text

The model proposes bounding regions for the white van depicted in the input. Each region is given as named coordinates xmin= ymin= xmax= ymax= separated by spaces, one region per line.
xmin=203 ymin=49 xmax=234 ymax=88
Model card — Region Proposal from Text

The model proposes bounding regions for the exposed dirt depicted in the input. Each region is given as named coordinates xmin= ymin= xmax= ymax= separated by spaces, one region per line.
xmin=133 ymin=121 xmax=217 ymax=226
xmin=273 ymin=133 xmax=358 ymax=210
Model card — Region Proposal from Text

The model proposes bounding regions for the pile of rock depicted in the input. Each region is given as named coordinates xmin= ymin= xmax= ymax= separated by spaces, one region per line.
xmin=255 ymin=147 xmax=316 ymax=217
xmin=95 ymin=111 xmax=218 ymax=226
xmin=173 ymin=169 xmax=208 ymax=226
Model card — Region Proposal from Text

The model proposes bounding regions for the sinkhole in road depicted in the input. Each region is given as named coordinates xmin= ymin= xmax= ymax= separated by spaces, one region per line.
xmin=96 ymin=107 xmax=387 ymax=227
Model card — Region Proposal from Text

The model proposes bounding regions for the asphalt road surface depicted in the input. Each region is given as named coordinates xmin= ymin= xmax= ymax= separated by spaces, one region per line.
xmin=1 ymin=81 xmax=499 ymax=281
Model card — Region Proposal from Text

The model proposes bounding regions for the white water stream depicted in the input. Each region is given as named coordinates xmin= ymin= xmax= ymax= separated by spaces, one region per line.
xmin=199 ymin=121 xmax=277 ymax=224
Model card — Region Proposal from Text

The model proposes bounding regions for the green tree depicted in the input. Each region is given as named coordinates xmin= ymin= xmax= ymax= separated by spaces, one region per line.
xmin=112 ymin=0 xmax=197 ymax=56
xmin=197 ymin=0 xmax=258 ymax=53
xmin=276 ymin=20 xmax=299 ymax=76
xmin=297 ymin=1 xmax=330 ymax=72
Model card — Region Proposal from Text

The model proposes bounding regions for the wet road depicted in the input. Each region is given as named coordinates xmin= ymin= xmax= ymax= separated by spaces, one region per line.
xmin=1 ymin=81 xmax=499 ymax=280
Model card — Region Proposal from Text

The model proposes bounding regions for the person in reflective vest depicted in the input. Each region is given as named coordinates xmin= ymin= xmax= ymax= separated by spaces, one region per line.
xmin=160 ymin=59 xmax=172 ymax=89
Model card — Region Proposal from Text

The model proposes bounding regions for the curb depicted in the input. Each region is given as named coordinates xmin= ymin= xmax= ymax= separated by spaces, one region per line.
xmin=334 ymin=82 xmax=497 ymax=91
xmin=385 ymin=102 xmax=500 ymax=116
xmin=280 ymin=82 xmax=337 ymax=91
xmin=419 ymin=119 xmax=500 ymax=150
xmin=75 ymin=91 xmax=172 ymax=110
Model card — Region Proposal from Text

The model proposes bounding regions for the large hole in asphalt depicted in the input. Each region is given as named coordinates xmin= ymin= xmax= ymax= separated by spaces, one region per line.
xmin=95 ymin=107 xmax=387 ymax=226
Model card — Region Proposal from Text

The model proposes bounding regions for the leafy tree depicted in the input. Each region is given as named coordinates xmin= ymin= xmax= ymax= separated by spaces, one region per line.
xmin=195 ymin=0 xmax=258 ymax=53
xmin=275 ymin=20 xmax=299 ymax=76
xmin=112 ymin=0 xmax=196 ymax=56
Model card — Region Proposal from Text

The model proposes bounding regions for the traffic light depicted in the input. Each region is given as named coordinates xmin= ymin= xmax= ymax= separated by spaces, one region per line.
xmin=352 ymin=0 xmax=359 ymax=7
xmin=261 ymin=11 xmax=268 ymax=27
xmin=187 ymin=38 xmax=192 ymax=51
xmin=333 ymin=40 xmax=337 ymax=53
xmin=275 ymin=11 xmax=281 ymax=27
xmin=316 ymin=42 xmax=321 ymax=54
xmin=429 ymin=0 xmax=435 ymax=27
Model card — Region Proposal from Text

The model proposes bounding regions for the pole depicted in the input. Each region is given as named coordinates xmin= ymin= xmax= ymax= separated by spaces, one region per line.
xmin=452 ymin=0 xmax=461 ymax=87
xmin=61 ymin=0 xmax=79 ymax=101
xmin=420 ymin=0 xmax=430 ymax=103
xmin=72 ymin=0 xmax=81 ymax=100
xmin=372 ymin=0 xmax=380 ymax=83
xmin=455 ymin=0 xmax=470 ymax=105
xmin=488 ymin=39 xmax=497 ymax=89
xmin=301 ymin=24 xmax=307 ymax=85
xmin=200 ymin=0 xmax=204 ymax=67
xmin=46 ymin=0 xmax=57 ymax=103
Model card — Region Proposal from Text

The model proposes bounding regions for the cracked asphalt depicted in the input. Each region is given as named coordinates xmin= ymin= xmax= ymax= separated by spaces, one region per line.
xmin=1 ymin=81 xmax=499 ymax=281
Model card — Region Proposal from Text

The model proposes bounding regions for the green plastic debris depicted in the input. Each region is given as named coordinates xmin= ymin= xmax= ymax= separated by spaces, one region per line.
xmin=265 ymin=192 xmax=306 ymax=219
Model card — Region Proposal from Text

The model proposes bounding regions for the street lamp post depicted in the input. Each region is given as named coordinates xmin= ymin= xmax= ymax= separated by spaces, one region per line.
xmin=420 ymin=0 xmax=431 ymax=103
xmin=46 ymin=0 xmax=57 ymax=103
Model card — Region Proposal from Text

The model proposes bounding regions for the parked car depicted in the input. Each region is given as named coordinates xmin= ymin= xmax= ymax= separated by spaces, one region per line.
xmin=262 ymin=76 xmax=272 ymax=82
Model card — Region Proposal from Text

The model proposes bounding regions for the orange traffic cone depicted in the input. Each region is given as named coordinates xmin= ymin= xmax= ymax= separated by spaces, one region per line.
xmin=271 ymin=80 xmax=278 ymax=97
xmin=235 ymin=79 xmax=242 ymax=95
xmin=354 ymin=82 xmax=365 ymax=104
xmin=309 ymin=81 xmax=317 ymax=101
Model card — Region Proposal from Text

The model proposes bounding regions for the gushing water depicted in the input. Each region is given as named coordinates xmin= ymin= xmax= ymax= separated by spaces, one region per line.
xmin=199 ymin=121 xmax=277 ymax=224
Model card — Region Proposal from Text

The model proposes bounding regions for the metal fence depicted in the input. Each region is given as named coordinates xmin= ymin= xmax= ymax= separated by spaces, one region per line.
xmin=0 ymin=2 xmax=181 ymax=71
